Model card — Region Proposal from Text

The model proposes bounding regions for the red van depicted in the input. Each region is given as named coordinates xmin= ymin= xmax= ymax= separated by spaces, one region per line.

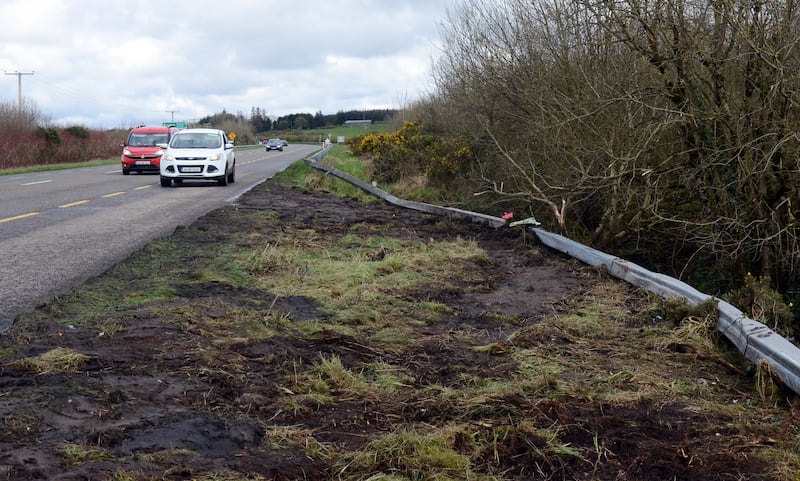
xmin=120 ymin=125 xmax=180 ymax=175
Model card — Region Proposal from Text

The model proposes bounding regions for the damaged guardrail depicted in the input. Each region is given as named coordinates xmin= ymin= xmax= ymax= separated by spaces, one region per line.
xmin=531 ymin=229 xmax=800 ymax=395
xmin=305 ymin=156 xmax=800 ymax=395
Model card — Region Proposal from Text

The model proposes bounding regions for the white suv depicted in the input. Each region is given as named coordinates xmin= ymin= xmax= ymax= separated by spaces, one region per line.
xmin=159 ymin=128 xmax=236 ymax=187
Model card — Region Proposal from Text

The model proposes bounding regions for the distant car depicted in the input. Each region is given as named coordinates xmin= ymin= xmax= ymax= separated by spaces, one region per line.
xmin=159 ymin=128 xmax=236 ymax=187
xmin=120 ymin=125 xmax=179 ymax=175
xmin=281 ymin=139 xmax=288 ymax=147
xmin=266 ymin=138 xmax=283 ymax=151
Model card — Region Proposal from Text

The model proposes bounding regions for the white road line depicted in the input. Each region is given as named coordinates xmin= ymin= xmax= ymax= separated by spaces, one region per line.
xmin=21 ymin=180 xmax=53 ymax=186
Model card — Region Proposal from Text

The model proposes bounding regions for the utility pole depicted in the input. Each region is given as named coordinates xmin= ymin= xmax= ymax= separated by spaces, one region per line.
xmin=165 ymin=110 xmax=179 ymax=121
xmin=4 ymin=70 xmax=34 ymax=112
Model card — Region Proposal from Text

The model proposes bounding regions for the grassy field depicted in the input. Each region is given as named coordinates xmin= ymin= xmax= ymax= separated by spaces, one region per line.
xmin=273 ymin=123 xmax=391 ymax=143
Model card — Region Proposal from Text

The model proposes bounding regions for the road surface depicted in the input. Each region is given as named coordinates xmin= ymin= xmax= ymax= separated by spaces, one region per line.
xmin=0 ymin=144 xmax=319 ymax=330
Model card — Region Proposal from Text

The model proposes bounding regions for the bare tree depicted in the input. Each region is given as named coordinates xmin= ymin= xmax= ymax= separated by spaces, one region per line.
xmin=589 ymin=0 xmax=800 ymax=286
xmin=428 ymin=0 xmax=800 ymax=291
xmin=0 ymin=99 xmax=43 ymax=133
xmin=433 ymin=0 xmax=663 ymax=236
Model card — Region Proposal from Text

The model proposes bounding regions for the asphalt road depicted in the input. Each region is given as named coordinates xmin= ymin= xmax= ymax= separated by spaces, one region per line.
xmin=0 ymin=144 xmax=320 ymax=330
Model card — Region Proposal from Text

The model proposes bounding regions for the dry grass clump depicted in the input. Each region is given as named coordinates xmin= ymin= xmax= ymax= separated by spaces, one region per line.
xmin=16 ymin=347 xmax=90 ymax=374
xmin=59 ymin=443 xmax=113 ymax=466
xmin=334 ymin=427 xmax=478 ymax=481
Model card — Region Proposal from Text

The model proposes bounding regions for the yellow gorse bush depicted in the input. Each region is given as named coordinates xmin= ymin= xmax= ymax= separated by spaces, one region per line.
xmin=346 ymin=121 xmax=473 ymax=185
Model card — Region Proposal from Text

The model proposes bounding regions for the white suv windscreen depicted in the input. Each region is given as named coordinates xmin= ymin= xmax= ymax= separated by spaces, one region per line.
xmin=171 ymin=133 xmax=222 ymax=149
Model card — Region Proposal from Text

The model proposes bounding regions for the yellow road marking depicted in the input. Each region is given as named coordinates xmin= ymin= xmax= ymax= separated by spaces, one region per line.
xmin=59 ymin=200 xmax=90 ymax=208
xmin=3 ymin=185 xmax=153 ymax=224
xmin=0 ymin=212 xmax=40 ymax=223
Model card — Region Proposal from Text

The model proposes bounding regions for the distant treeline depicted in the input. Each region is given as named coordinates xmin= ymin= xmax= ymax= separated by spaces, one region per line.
xmin=198 ymin=108 xmax=397 ymax=134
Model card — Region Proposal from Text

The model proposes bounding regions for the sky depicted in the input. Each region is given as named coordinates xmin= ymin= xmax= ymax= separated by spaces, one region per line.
xmin=0 ymin=0 xmax=456 ymax=129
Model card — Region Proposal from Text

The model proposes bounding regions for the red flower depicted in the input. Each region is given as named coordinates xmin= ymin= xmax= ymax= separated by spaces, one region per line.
xmin=501 ymin=212 xmax=514 ymax=220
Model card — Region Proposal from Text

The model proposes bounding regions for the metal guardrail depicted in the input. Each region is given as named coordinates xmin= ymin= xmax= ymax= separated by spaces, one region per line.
xmin=531 ymin=229 xmax=800 ymax=394
xmin=305 ymin=156 xmax=800 ymax=395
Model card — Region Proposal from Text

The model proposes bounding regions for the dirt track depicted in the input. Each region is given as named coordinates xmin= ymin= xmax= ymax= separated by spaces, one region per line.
xmin=0 ymin=180 xmax=790 ymax=480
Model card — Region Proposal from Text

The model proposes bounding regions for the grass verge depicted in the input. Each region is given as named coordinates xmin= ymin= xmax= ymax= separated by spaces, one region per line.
xmin=1 ymin=147 xmax=798 ymax=480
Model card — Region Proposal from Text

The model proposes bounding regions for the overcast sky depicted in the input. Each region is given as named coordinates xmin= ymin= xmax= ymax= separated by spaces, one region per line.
xmin=0 ymin=0 xmax=455 ymax=129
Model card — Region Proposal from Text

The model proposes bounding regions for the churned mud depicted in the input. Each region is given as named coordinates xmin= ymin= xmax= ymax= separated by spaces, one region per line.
xmin=0 ymin=180 xmax=791 ymax=480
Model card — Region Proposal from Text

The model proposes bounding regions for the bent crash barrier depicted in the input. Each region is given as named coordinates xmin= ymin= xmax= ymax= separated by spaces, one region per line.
xmin=306 ymin=153 xmax=800 ymax=395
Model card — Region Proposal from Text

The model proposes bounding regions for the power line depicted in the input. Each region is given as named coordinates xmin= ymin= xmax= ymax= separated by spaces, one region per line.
xmin=29 ymin=73 xmax=128 ymax=111
xmin=29 ymin=74 xmax=92 ymax=103
xmin=26 ymin=73 xmax=175 ymax=126
xmin=4 ymin=70 xmax=34 ymax=112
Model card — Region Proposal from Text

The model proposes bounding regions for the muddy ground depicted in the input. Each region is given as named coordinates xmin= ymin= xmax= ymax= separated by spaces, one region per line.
xmin=0 ymin=180 xmax=796 ymax=480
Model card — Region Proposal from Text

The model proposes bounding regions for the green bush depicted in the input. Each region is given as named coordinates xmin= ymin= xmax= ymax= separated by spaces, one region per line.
xmin=64 ymin=126 xmax=89 ymax=138
xmin=724 ymin=273 xmax=794 ymax=337
xmin=37 ymin=126 xmax=61 ymax=145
